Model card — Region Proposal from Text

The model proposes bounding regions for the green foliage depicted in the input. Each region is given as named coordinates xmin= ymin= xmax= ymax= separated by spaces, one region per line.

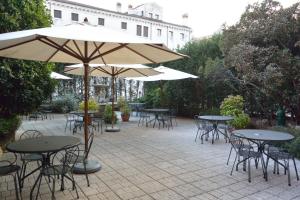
xmin=79 ymin=99 xmax=98 ymax=111
xmin=223 ymin=0 xmax=300 ymax=123
xmin=0 ymin=115 xmax=21 ymax=135
xmin=0 ymin=0 xmax=55 ymax=117
xmin=118 ymin=97 xmax=131 ymax=115
xmin=141 ymin=88 xmax=162 ymax=108
xmin=270 ymin=126 xmax=300 ymax=159
xmin=144 ymin=33 xmax=237 ymax=116
xmin=220 ymin=95 xmax=250 ymax=128
xmin=51 ymin=94 xmax=79 ymax=113
xmin=103 ymin=105 xmax=118 ymax=124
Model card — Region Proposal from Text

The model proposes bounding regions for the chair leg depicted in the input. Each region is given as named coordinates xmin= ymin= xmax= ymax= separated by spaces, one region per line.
xmin=71 ymin=173 xmax=79 ymax=198
xmin=84 ymin=162 xmax=90 ymax=187
xmin=230 ymin=153 xmax=238 ymax=175
xmin=293 ymin=158 xmax=299 ymax=181
xmin=227 ymin=147 xmax=233 ymax=165
xmin=195 ymin=129 xmax=200 ymax=142
xmin=287 ymin=159 xmax=291 ymax=186
xmin=248 ymin=159 xmax=251 ymax=183
xmin=52 ymin=177 xmax=56 ymax=200
xmin=13 ymin=174 xmax=20 ymax=200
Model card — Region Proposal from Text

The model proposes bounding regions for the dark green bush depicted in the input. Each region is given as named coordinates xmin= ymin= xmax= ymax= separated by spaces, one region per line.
xmin=51 ymin=94 xmax=79 ymax=113
xmin=0 ymin=115 xmax=21 ymax=150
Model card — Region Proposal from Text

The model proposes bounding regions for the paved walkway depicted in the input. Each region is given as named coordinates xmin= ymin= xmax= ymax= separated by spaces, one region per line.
xmin=1 ymin=113 xmax=300 ymax=200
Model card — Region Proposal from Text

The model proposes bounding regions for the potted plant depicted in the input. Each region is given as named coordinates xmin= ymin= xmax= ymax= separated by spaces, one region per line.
xmin=118 ymin=97 xmax=131 ymax=122
xmin=103 ymin=104 xmax=118 ymax=124
xmin=120 ymin=104 xmax=131 ymax=122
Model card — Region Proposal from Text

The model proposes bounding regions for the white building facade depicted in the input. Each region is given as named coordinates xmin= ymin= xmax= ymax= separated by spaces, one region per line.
xmin=45 ymin=0 xmax=192 ymax=49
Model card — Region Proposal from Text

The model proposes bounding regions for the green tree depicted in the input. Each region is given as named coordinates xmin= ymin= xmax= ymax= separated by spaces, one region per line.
xmin=223 ymin=0 xmax=300 ymax=124
xmin=164 ymin=34 xmax=237 ymax=116
xmin=0 ymin=0 xmax=55 ymax=117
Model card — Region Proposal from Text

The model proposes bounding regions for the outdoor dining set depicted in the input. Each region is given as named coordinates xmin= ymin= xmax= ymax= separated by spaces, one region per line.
xmin=194 ymin=115 xmax=299 ymax=186
xmin=0 ymin=130 xmax=95 ymax=200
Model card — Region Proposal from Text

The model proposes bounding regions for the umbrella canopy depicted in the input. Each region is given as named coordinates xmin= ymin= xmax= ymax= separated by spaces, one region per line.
xmin=0 ymin=22 xmax=186 ymax=154
xmin=127 ymin=65 xmax=198 ymax=81
xmin=0 ymin=23 xmax=186 ymax=64
xmin=50 ymin=72 xmax=72 ymax=80
xmin=64 ymin=64 xmax=161 ymax=77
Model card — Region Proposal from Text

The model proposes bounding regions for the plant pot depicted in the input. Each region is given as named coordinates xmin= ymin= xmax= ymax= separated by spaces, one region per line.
xmin=121 ymin=114 xmax=130 ymax=122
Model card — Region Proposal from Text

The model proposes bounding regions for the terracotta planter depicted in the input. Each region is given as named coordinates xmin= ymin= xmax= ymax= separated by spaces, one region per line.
xmin=121 ymin=114 xmax=130 ymax=122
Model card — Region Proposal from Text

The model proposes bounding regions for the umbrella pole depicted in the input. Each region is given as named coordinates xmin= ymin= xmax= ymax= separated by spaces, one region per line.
xmin=73 ymin=62 xmax=101 ymax=176
xmin=83 ymin=63 xmax=89 ymax=153
xmin=111 ymin=75 xmax=115 ymax=128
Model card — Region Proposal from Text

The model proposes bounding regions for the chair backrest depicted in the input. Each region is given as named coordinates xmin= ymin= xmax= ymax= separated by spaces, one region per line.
xmin=0 ymin=152 xmax=17 ymax=168
xmin=62 ymin=145 xmax=79 ymax=172
xmin=194 ymin=115 xmax=207 ymax=129
xmin=20 ymin=130 xmax=43 ymax=140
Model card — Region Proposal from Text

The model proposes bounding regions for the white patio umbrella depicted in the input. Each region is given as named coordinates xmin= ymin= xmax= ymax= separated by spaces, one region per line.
xmin=50 ymin=71 xmax=72 ymax=80
xmin=127 ymin=65 xmax=198 ymax=106
xmin=128 ymin=65 xmax=198 ymax=81
xmin=64 ymin=63 xmax=161 ymax=131
xmin=0 ymin=21 xmax=186 ymax=173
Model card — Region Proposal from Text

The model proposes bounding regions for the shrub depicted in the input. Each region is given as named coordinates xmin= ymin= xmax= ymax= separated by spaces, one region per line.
xmin=0 ymin=115 xmax=22 ymax=150
xmin=79 ymin=99 xmax=98 ymax=111
xmin=51 ymin=94 xmax=79 ymax=113
xmin=103 ymin=104 xmax=118 ymax=124
xmin=220 ymin=95 xmax=250 ymax=129
xmin=118 ymin=97 xmax=131 ymax=116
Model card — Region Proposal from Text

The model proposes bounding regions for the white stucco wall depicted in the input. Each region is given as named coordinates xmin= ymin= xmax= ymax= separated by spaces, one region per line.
xmin=46 ymin=0 xmax=192 ymax=50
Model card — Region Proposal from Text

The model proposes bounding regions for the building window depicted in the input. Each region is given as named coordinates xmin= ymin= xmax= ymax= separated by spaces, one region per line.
xmin=149 ymin=13 xmax=153 ymax=18
xmin=155 ymin=14 xmax=159 ymax=19
xmin=98 ymin=18 xmax=104 ymax=26
xmin=121 ymin=22 xmax=127 ymax=30
xmin=157 ymin=29 xmax=162 ymax=37
xmin=180 ymin=33 xmax=184 ymax=40
xmin=169 ymin=31 xmax=173 ymax=40
xmin=143 ymin=26 xmax=149 ymax=37
xmin=136 ymin=25 xmax=142 ymax=36
xmin=141 ymin=11 xmax=144 ymax=16
xmin=71 ymin=13 xmax=78 ymax=21
xmin=54 ymin=10 xmax=62 ymax=18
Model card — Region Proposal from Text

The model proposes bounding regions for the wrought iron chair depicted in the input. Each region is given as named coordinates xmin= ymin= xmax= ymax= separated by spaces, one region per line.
xmin=65 ymin=113 xmax=77 ymax=132
xmin=230 ymin=138 xmax=264 ymax=183
xmin=194 ymin=115 xmax=213 ymax=142
xmin=91 ymin=112 xmax=104 ymax=134
xmin=138 ymin=110 xmax=151 ymax=127
xmin=38 ymin=145 xmax=80 ymax=199
xmin=19 ymin=130 xmax=43 ymax=188
xmin=169 ymin=108 xmax=178 ymax=126
xmin=0 ymin=152 xmax=22 ymax=200
xmin=266 ymin=145 xmax=299 ymax=186
xmin=157 ymin=113 xmax=172 ymax=130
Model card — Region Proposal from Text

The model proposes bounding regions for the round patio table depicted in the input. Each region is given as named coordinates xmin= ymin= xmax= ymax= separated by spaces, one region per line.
xmin=198 ymin=115 xmax=233 ymax=144
xmin=232 ymin=129 xmax=294 ymax=181
xmin=144 ymin=108 xmax=169 ymax=128
xmin=6 ymin=136 xmax=81 ymax=199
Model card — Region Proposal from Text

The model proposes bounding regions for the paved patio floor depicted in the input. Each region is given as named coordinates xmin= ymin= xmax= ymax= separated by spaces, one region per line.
xmin=1 ymin=113 xmax=300 ymax=200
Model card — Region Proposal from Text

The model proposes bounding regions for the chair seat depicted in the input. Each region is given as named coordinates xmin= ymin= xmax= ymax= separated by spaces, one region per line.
xmin=42 ymin=165 xmax=71 ymax=176
xmin=21 ymin=153 xmax=43 ymax=161
xmin=239 ymin=150 xmax=261 ymax=158
xmin=0 ymin=165 xmax=20 ymax=175
xmin=269 ymin=151 xmax=291 ymax=159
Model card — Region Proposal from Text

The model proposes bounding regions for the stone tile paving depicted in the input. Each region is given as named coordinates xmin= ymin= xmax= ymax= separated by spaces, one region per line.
xmin=1 ymin=113 xmax=300 ymax=200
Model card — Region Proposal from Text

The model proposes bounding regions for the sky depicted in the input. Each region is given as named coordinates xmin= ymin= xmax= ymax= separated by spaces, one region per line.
xmin=72 ymin=0 xmax=299 ymax=37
